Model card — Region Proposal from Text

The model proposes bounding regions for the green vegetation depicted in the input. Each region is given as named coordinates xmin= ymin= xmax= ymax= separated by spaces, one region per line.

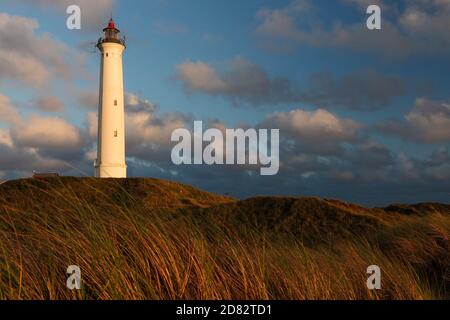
xmin=0 ymin=177 xmax=448 ymax=300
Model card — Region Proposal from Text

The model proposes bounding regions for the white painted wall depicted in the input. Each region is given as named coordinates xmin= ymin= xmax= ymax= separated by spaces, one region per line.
xmin=94 ymin=41 xmax=127 ymax=178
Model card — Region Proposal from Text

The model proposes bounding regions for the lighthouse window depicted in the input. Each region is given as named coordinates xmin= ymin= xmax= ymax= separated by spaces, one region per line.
xmin=106 ymin=53 xmax=109 ymax=57
xmin=114 ymin=130 xmax=118 ymax=137
xmin=114 ymin=100 xmax=118 ymax=106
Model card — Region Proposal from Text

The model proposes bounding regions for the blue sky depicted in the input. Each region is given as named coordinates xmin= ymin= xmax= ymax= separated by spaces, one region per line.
xmin=0 ymin=0 xmax=449 ymax=205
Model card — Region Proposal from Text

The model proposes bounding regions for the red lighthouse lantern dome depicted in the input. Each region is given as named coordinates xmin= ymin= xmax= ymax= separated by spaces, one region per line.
xmin=107 ymin=18 xmax=115 ymax=29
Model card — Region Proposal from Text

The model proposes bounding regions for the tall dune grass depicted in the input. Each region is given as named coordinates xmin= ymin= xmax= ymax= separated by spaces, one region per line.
xmin=0 ymin=178 xmax=448 ymax=300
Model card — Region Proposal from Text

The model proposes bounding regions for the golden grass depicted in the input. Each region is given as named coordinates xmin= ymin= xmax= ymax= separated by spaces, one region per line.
xmin=0 ymin=177 xmax=448 ymax=300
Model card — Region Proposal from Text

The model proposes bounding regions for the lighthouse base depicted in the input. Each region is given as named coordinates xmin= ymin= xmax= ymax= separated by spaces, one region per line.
xmin=95 ymin=163 xmax=127 ymax=178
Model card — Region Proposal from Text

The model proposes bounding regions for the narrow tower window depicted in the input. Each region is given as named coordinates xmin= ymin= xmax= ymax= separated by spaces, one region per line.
xmin=114 ymin=99 xmax=118 ymax=106
xmin=114 ymin=130 xmax=118 ymax=137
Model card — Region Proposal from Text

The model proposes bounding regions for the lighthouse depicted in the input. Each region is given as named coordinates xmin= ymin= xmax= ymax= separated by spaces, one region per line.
xmin=94 ymin=18 xmax=127 ymax=178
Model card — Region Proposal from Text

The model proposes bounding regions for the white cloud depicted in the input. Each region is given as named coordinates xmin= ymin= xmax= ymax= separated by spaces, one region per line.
xmin=176 ymin=57 xmax=298 ymax=106
xmin=0 ymin=129 xmax=67 ymax=173
xmin=0 ymin=94 xmax=21 ymax=125
xmin=126 ymin=110 xmax=189 ymax=150
xmin=378 ymin=98 xmax=450 ymax=144
xmin=0 ymin=51 xmax=50 ymax=88
xmin=398 ymin=1 xmax=450 ymax=46
xmin=177 ymin=61 xmax=226 ymax=93
xmin=86 ymin=112 xmax=98 ymax=139
xmin=0 ymin=13 xmax=74 ymax=88
xmin=261 ymin=108 xmax=362 ymax=144
xmin=11 ymin=115 xmax=82 ymax=149
xmin=256 ymin=0 xmax=450 ymax=57
xmin=0 ymin=129 xmax=13 ymax=147
xmin=125 ymin=92 xmax=157 ymax=112
xmin=36 ymin=96 xmax=65 ymax=112
xmin=256 ymin=0 xmax=312 ymax=39
xmin=0 ymin=93 xmax=89 ymax=175
xmin=0 ymin=143 xmax=67 ymax=173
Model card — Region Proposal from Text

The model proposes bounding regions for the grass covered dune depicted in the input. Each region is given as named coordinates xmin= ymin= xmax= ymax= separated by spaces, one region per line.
xmin=0 ymin=177 xmax=448 ymax=300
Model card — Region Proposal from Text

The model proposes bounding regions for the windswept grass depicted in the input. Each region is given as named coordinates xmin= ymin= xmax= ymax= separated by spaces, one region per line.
xmin=0 ymin=177 xmax=448 ymax=300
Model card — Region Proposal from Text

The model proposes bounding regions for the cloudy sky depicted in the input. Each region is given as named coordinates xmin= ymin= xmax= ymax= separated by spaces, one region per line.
xmin=0 ymin=0 xmax=449 ymax=206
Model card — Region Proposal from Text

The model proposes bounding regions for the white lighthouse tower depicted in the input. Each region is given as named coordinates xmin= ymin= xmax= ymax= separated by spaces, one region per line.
xmin=94 ymin=18 xmax=127 ymax=178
